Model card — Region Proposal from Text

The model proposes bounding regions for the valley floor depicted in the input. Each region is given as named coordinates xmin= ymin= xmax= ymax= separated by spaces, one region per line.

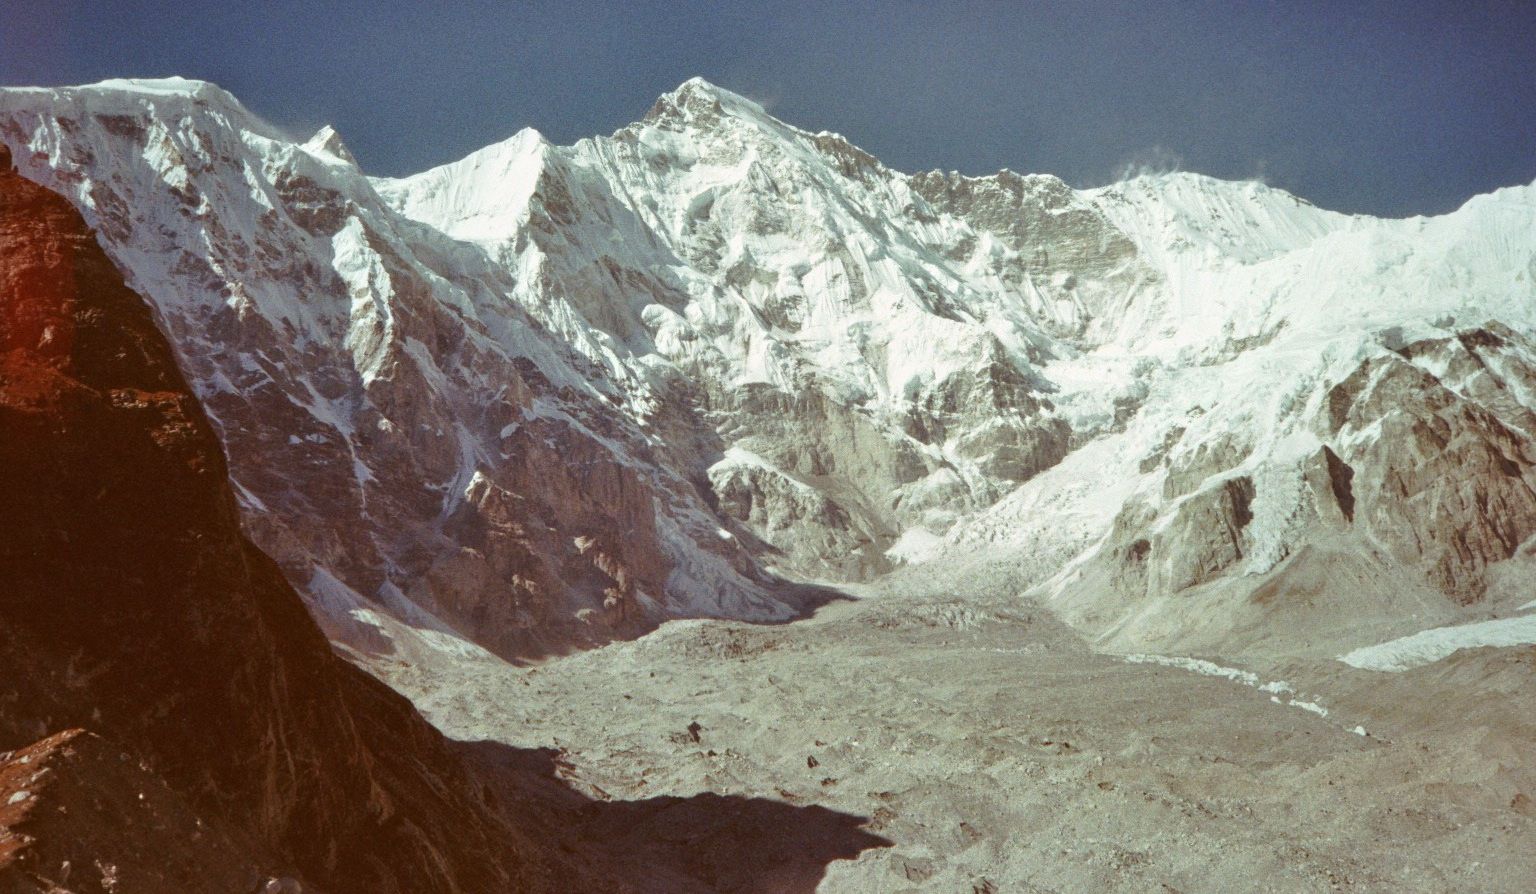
xmin=366 ymin=558 xmax=1536 ymax=893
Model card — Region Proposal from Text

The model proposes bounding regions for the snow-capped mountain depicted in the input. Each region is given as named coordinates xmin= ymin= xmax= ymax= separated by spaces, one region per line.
xmin=3 ymin=76 xmax=1534 ymax=664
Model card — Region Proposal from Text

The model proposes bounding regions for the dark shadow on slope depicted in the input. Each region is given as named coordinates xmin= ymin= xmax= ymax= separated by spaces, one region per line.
xmin=756 ymin=578 xmax=855 ymax=622
xmin=456 ymin=739 xmax=893 ymax=893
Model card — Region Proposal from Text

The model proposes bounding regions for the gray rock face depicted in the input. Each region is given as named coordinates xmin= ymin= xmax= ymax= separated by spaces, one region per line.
xmin=1325 ymin=328 xmax=1536 ymax=603
xmin=711 ymin=456 xmax=883 ymax=578
xmin=914 ymin=350 xmax=1073 ymax=482
xmin=1159 ymin=475 xmax=1256 ymax=593
xmin=1057 ymin=322 xmax=1536 ymax=656
xmin=908 ymin=169 xmax=1149 ymax=340
xmin=1 ymin=82 xmax=802 ymax=664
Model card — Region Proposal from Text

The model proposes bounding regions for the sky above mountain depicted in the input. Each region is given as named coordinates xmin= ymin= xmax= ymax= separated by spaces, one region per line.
xmin=3 ymin=0 xmax=1532 ymax=217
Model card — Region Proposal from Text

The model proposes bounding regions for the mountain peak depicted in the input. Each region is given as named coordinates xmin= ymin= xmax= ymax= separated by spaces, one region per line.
xmin=83 ymin=76 xmax=242 ymax=108
xmin=667 ymin=76 xmax=733 ymax=101
xmin=0 ymin=77 xmax=279 ymax=144
xmin=304 ymin=124 xmax=358 ymax=165
xmin=0 ymin=76 xmax=234 ymax=109
xmin=642 ymin=77 xmax=771 ymax=128
xmin=676 ymin=75 xmax=719 ymax=93
xmin=89 ymin=75 xmax=210 ymax=94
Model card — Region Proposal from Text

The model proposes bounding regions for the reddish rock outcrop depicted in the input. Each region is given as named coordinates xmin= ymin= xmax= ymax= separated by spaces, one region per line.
xmin=0 ymin=729 xmax=265 ymax=894
xmin=0 ymin=142 xmax=563 ymax=893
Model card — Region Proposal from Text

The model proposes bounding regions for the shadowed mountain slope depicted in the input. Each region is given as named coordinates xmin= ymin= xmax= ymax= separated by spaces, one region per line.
xmin=0 ymin=137 xmax=890 ymax=894
xmin=0 ymin=140 xmax=563 ymax=893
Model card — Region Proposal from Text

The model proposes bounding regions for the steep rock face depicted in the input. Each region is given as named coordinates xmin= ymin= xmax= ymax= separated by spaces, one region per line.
xmin=377 ymin=79 xmax=1096 ymax=577
xmin=0 ymin=730 xmax=265 ymax=894
xmin=711 ymin=446 xmax=885 ymax=577
xmin=941 ymin=171 xmax=1536 ymax=653
xmin=0 ymin=79 xmax=796 ymax=664
xmin=997 ymin=319 xmax=1536 ymax=655
xmin=1324 ymin=328 xmax=1536 ymax=602
xmin=906 ymin=168 xmax=1148 ymax=340
xmin=418 ymin=416 xmax=677 ymax=658
xmin=0 ymin=76 xmax=1102 ymax=645
xmin=0 ymin=150 xmax=564 ymax=893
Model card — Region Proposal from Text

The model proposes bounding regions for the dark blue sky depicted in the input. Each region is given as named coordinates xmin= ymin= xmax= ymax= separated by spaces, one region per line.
xmin=4 ymin=1 xmax=1534 ymax=216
